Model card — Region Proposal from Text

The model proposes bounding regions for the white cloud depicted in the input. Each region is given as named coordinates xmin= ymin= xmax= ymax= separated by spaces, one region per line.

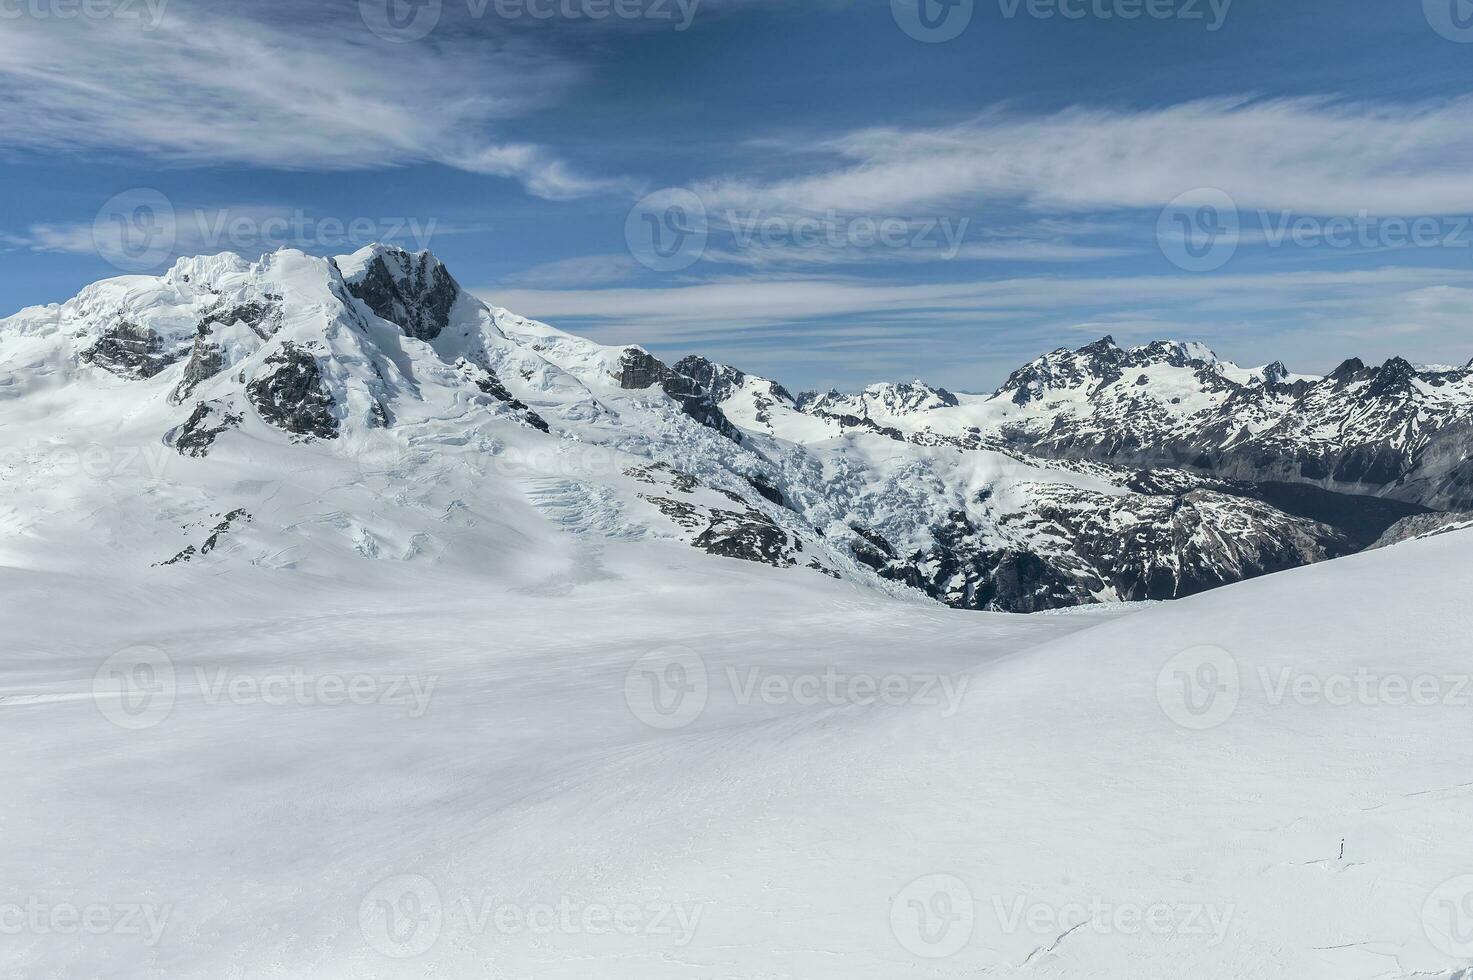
xmin=478 ymin=266 xmax=1473 ymax=388
xmin=697 ymin=97 xmax=1473 ymax=218
xmin=499 ymin=253 xmax=643 ymax=287
xmin=0 ymin=3 xmax=619 ymax=199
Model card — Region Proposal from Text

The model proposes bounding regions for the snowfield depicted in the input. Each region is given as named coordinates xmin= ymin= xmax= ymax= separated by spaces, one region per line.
xmin=4 ymin=519 xmax=1473 ymax=978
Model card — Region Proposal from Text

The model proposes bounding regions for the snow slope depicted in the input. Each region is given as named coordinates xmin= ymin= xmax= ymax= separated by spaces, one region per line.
xmin=2 ymin=492 xmax=1469 ymax=978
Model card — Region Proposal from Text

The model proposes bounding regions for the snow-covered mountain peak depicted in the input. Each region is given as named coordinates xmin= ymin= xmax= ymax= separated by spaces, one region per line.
xmin=991 ymin=336 xmax=1227 ymax=407
xmin=337 ymin=243 xmax=462 ymax=343
xmin=0 ymin=247 xmax=1461 ymax=614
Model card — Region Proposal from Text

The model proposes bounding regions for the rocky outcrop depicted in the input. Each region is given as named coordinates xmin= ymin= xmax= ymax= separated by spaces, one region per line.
xmin=81 ymin=320 xmax=186 ymax=379
xmin=344 ymin=248 xmax=460 ymax=342
xmin=981 ymin=339 xmax=1473 ymax=510
xmin=170 ymin=401 xmax=243 ymax=457
xmin=845 ymin=482 xmax=1354 ymax=614
xmin=246 ymin=343 xmax=339 ymax=441
xmin=616 ymin=349 xmax=744 ymax=444
xmin=1370 ymin=511 xmax=1473 ymax=550
xmin=158 ymin=508 xmax=251 ymax=565
xmin=629 ymin=463 xmax=819 ymax=572
xmin=457 ymin=358 xmax=550 ymax=433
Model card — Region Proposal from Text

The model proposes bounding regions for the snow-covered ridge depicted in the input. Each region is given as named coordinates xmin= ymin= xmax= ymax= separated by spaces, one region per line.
xmin=0 ymin=247 xmax=1443 ymax=612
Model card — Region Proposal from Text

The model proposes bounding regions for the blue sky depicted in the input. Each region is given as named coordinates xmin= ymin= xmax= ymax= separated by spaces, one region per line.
xmin=4 ymin=0 xmax=1473 ymax=390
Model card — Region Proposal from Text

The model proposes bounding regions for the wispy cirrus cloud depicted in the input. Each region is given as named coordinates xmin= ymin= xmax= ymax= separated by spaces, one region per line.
xmin=0 ymin=1 xmax=627 ymax=199
xmin=478 ymin=266 xmax=1473 ymax=389
xmin=697 ymin=97 xmax=1473 ymax=217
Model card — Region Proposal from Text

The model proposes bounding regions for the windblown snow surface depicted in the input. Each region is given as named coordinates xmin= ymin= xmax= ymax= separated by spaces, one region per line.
xmin=3 ymin=510 xmax=1473 ymax=978
xmin=3 ymin=249 xmax=1472 ymax=978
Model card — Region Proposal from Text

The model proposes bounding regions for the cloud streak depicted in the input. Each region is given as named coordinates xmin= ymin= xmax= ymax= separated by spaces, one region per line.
xmin=698 ymin=97 xmax=1473 ymax=218
xmin=0 ymin=1 xmax=625 ymax=199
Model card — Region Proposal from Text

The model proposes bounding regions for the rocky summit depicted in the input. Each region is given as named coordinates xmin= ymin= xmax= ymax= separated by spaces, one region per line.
xmin=1 ymin=246 xmax=1462 ymax=613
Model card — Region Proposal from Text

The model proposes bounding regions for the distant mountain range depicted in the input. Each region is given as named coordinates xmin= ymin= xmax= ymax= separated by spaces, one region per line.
xmin=3 ymin=245 xmax=1467 ymax=612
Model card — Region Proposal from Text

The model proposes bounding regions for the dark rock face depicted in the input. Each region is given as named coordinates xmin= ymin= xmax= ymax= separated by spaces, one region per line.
xmin=659 ymin=375 xmax=745 ymax=444
xmin=345 ymin=249 xmax=460 ymax=342
xmin=693 ymin=509 xmax=795 ymax=566
xmin=81 ymin=320 xmax=186 ymax=379
xmin=744 ymin=473 xmax=786 ymax=507
xmin=1224 ymin=481 xmax=1429 ymax=548
xmin=457 ymin=359 xmax=550 ymax=433
xmin=1371 ymin=510 xmax=1473 ymax=550
xmin=615 ymin=348 xmax=675 ymax=390
xmin=158 ymin=508 xmax=251 ymax=565
xmin=616 ymin=349 xmax=744 ymax=444
xmin=172 ymin=304 xmax=280 ymax=403
xmin=171 ymin=401 xmax=243 ymax=457
xmin=629 ymin=463 xmax=814 ymax=571
xmin=850 ymin=514 xmax=1091 ymax=613
xmin=173 ymin=333 xmax=225 ymax=403
xmin=674 ymin=355 xmax=797 ymax=405
xmin=846 ymin=484 xmax=1355 ymax=614
xmin=976 ymin=339 xmax=1473 ymax=511
xmin=246 ymin=343 xmax=339 ymax=441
